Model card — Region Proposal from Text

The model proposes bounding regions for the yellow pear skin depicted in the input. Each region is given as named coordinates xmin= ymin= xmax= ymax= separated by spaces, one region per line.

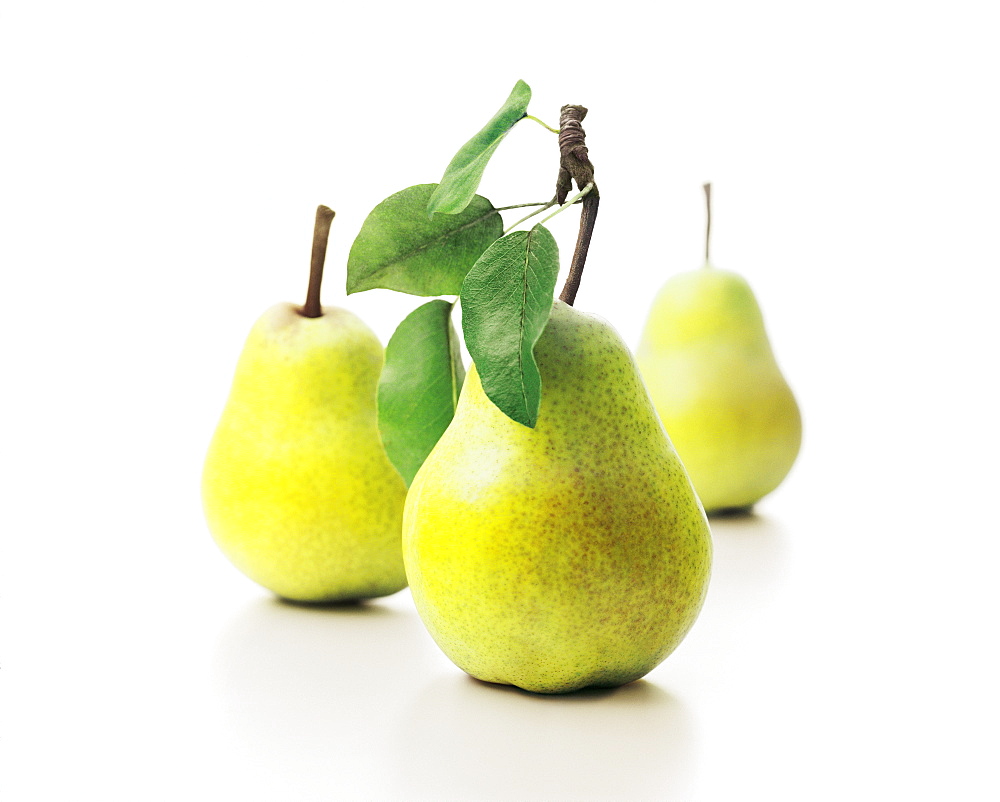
xmin=403 ymin=301 xmax=712 ymax=694
xmin=203 ymin=300 xmax=408 ymax=601
xmin=636 ymin=266 xmax=802 ymax=514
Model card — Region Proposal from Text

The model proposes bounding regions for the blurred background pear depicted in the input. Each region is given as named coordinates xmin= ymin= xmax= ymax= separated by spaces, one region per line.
xmin=636 ymin=185 xmax=801 ymax=514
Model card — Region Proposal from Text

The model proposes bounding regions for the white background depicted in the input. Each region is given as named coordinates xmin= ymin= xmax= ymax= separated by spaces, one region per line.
xmin=3 ymin=1 xmax=998 ymax=800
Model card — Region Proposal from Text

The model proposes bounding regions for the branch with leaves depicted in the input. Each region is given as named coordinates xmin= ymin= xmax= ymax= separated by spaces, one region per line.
xmin=345 ymin=80 xmax=599 ymax=484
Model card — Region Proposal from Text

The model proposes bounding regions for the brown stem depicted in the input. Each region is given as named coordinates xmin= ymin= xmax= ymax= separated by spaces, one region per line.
xmin=555 ymin=105 xmax=599 ymax=306
xmin=300 ymin=205 xmax=336 ymax=318
xmin=703 ymin=182 xmax=712 ymax=264
xmin=559 ymin=193 xmax=599 ymax=306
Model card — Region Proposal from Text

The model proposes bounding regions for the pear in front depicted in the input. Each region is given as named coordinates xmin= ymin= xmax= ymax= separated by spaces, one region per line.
xmin=403 ymin=301 xmax=712 ymax=694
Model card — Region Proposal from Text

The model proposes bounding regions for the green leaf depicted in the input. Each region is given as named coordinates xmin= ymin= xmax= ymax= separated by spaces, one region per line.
xmin=378 ymin=299 xmax=466 ymax=486
xmin=427 ymin=80 xmax=532 ymax=216
xmin=347 ymin=184 xmax=503 ymax=297
xmin=460 ymin=225 xmax=559 ymax=428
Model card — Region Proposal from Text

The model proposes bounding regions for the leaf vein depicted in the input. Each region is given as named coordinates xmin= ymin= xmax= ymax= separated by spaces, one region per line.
xmin=365 ymin=207 xmax=499 ymax=284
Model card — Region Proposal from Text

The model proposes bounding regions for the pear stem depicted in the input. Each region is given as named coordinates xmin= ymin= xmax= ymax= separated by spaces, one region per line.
xmin=558 ymin=193 xmax=599 ymax=306
xmin=301 ymin=205 xmax=336 ymax=318
xmin=555 ymin=104 xmax=599 ymax=307
xmin=703 ymin=182 xmax=712 ymax=265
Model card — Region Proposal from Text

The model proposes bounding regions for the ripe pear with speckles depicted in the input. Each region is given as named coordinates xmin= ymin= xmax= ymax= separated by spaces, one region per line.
xmin=202 ymin=207 xmax=407 ymax=602
xmin=636 ymin=184 xmax=802 ymax=514
xmin=403 ymin=299 xmax=712 ymax=694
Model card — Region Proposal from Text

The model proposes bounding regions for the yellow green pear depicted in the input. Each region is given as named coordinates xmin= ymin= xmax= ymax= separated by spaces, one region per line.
xmin=202 ymin=206 xmax=407 ymax=602
xmin=636 ymin=184 xmax=802 ymax=514
xmin=403 ymin=300 xmax=712 ymax=694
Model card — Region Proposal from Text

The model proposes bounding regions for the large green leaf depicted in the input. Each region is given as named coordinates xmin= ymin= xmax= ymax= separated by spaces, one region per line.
xmin=427 ymin=80 xmax=532 ymax=217
xmin=347 ymin=184 xmax=503 ymax=297
xmin=378 ymin=299 xmax=465 ymax=486
xmin=460 ymin=225 xmax=559 ymax=428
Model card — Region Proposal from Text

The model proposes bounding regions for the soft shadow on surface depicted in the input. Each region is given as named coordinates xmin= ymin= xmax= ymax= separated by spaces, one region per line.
xmin=708 ymin=504 xmax=756 ymax=519
xmin=393 ymin=675 xmax=698 ymax=801
xmin=469 ymin=678 xmax=623 ymax=701
xmin=212 ymin=592 xmax=434 ymax=776
xmin=274 ymin=596 xmax=399 ymax=614
xmin=703 ymin=511 xmax=791 ymax=620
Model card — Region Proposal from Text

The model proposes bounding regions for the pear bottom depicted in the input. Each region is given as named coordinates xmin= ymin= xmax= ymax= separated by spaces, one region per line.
xmin=203 ymin=411 xmax=409 ymax=604
xmin=203 ymin=440 xmax=409 ymax=604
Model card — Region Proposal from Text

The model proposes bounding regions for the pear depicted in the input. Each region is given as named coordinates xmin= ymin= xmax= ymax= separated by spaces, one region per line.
xmin=202 ymin=206 xmax=407 ymax=602
xmin=402 ymin=300 xmax=712 ymax=694
xmin=636 ymin=184 xmax=801 ymax=514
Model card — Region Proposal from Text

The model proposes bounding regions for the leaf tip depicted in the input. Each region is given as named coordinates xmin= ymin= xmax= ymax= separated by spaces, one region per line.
xmin=425 ymin=187 xmax=443 ymax=217
xmin=509 ymin=403 xmax=538 ymax=429
xmin=344 ymin=272 xmax=363 ymax=295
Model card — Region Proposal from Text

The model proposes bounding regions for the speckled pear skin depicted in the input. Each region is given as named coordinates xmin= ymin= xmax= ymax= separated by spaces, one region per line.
xmin=636 ymin=267 xmax=802 ymax=514
xmin=403 ymin=301 xmax=712 ymax=694
xmin=202 ymin=302 xmax=408 ymax=602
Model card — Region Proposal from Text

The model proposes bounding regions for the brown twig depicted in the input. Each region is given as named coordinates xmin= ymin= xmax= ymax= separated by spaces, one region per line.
xmin=703 ymin=182 xmax=712 ymax=264
xmin=556 ymin=105 xmax=599 ymax=306
xmin=301 ymin=205 xmax=336 ymax=318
